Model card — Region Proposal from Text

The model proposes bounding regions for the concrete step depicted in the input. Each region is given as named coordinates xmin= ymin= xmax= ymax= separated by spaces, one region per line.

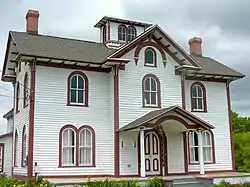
xmin=173 ymin=177 xmax=204 ymax=187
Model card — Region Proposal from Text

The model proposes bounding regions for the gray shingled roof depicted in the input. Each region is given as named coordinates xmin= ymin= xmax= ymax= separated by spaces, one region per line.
xmin=191 ymin=54 xmax=244 ymax=78
xmin=9 ymin=31 xmax=244 ymax=78
xmin=10 ymin=31 xmax=116 ymax=63
xmin=118 ymin=105 xmax=214 ymax=131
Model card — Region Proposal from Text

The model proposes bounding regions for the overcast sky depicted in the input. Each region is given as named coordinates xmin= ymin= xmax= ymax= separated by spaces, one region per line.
xmin=0 ymin=0 xmax=249 ymax=134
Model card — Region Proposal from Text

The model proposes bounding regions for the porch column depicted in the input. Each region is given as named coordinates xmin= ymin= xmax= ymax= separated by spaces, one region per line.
xmin=140 ymin=128 xmax=146 ymax=178
xmin=198 ymin=129 xmax=205 ymax=175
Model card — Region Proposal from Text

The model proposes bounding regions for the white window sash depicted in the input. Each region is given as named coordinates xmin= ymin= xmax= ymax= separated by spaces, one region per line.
xmin=70 ymin=75 xmax=85 ymax=104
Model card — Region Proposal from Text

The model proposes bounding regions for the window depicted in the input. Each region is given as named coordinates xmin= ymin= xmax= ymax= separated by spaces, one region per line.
xmin=142 ymin=74 xmax=161 ymax=108
xmin=118 ymin=25 xmax=126 ymax=41
xmin=127 ymin=26 xmax=136 ymax=42
xmin=188 ymin=131 xmax=214 ymax=164
xmin=59 ymin=125 xmax=95 ymax=167
xmin=145 ymin=48 xmax=156 ymax=67
xmin=62 ymin=128 xmax=76 ymax=166
xmin=79 ymin=128 xmax=93 ymax=166
xmin=16 ymin=82 xmax=20 ymax=113
xmin=103 ymin=25 xmax=107 ymax=43
xmin=67 ymin=71 xmax=89 ymax=107
xmin=23 ymin=73 xmax=29 ymax=107
xmin=14 ymin=130 xmax=18 ymax=166
xmin=21 ymin=126 xmax=27 ymax=167
xmin=0 ymin=144 xmax=3 ymax=172
xmin=191 ymin=82 xmax=207 ymax=112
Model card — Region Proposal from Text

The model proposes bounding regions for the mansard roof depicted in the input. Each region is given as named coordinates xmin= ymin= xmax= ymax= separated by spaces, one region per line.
xmin=2 ymin=25 xmax=244 ymax=81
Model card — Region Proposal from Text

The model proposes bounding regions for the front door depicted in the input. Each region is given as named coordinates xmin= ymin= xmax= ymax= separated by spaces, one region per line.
xmin=144 ymin=132 xmax=161 ymax=175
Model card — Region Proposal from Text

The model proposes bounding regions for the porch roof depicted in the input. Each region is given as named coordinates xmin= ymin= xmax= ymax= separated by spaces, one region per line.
xmin=118 ymin=105 xmax=214 ymax=132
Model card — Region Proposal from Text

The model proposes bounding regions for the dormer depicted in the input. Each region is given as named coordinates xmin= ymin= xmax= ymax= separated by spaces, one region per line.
xmin=94 ymin=16 xmax=152 ymax=48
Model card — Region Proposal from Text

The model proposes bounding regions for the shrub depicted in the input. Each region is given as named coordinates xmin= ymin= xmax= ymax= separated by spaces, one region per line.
xmin=214 ymin=180 xmax=250 ymax=187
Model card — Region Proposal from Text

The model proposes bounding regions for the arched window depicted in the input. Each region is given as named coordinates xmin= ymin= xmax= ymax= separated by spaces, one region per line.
xmin=14 ymin=129 xmax=18 ymax=166
xmin=188 ymin=131 xmax=214 ymax=164
xmin=61 ymin=126 xmax=77 ymax=166
xmin=59 ymin=125 xmax=95 ymax=167
xmin=191 ymin=82 xmax=207 ymax=112
xmin=142 ymin=74 xmax=161 ymax=107
xmin=103 ymin=25 xmax=107 ymax=43
xmin=21 ymin=126 xmax=27 ymax=167
xmin=23 ymin=73 xmax=29 ymax=107
xmin=127 ymin=26 xmax=136 ymax=42
xmin=145 ymin=48 xmax=156 ymax=67
xmin=16 ymin=82 xmax=20 ymax=113
xmin=67 ymin=71 xmax=89 ymax=107
xmin=118 ymin=25 xmax=126 ymax=41
xmin=79 ymin=126 xmax=95 ymax=166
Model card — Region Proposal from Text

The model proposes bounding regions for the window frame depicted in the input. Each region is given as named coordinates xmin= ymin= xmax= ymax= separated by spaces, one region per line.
xmin=103 ymin=25 xmax=107 ymax=43
xmin=21 ymin=126 xmax=27 ymax=167
xmin=144 ymin=47 xmax=157 ymax=67
xmin=58 ymin=125 xmax=96 ymax=168
xmin=188 ymin=130 xmax=215 ymax=164
xmin=14 ymin=129 xmax=18 ymax=166
xmin=67 ymin=71 xmax=89 ymax=107
xmin=118 ymin=25 xmax=127 ymax=42
xmin=190 ymin=82 xmax=207 ymax=112
xmin=0 ymin=143 xmax=4 ymax=172
xmin=127 ymin=26 xmax=137 ymax=42
xmin=23 ymin=73 xmax=29 ymax=108
xmin=142 ymin=74 xmax=161 ymax=108
xmin=16 ymin=82 xmax=20 ymax=113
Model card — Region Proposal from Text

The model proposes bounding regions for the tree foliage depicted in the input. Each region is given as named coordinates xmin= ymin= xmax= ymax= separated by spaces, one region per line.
xmin=232 ymin=111 xmax=250 ymax=172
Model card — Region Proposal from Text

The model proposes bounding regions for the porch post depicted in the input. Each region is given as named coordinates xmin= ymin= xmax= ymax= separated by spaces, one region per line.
xmin=198 ymin=129 xmax=205 ymax=175
xmin=140 ymin=127 xmax=146 ymax=178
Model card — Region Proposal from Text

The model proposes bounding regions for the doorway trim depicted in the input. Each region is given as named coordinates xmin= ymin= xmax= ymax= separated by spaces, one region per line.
xmin=137 ymin=127 xmax=168 ymax=176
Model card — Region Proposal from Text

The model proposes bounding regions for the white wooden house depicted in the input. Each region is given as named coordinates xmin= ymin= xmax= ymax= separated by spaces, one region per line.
xmin=0 ymin=9 xmax=247 ymax=184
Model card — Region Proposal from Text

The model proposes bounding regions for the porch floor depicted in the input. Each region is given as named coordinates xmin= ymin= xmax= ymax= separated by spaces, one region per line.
xmin=47 ymin=172 xmax=250 ymax=185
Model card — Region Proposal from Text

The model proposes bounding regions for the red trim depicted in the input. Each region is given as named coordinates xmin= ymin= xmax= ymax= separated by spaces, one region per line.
xmin=118 ymin=25 xmax=127 ymax=42
xmin=23 ymin=73 xmax=29 ymax=108
xmin=145 ymin=134 xmax=150 ymax=155
xmin=186 ymin=130 xmax=216 ymax=164
xmin=27 ymin=60 xmax=36 ymax=178
xmin=144 ymin=47 xmax=157 ymax=67
xmin=67 ymin=71 xmax=89 ymax=107
xmin=21 ymin=125 xmax=26 ymax=167
xmin=58 ymin=124 xmax=96 ymax=167
xmin=190 ymin=82 xmax=207 ymax=113
xmin=134 ymin=41 xmax=166 ymax=66
xmin=15 ymin=82 xmax=20 ymax=113
xmin=113 ymin=65 xmax=120 ymax=176
xmin=181 ymin=74 xmax=186 ymax=110
xmin=152 ymin=133 xmax=158 ymax=154
xmin=145 ymin=158 xmax=150 ymax=172
xmin=183 ymin=132 xmax=188 ymax=174
xmin=103 ymin=25 xmax=107 ymax=43
xmin=14 ymin=129 xmax=18 ymax=166
xmin=226 ymin=83 xmax=236 ymax=171
xmin=153 ymin=158 xmax=159 ymax=171
xmin=107 ymin=21 xmax=110 ymax=40
xmin=0 ymin=132 xmax=13 ymax=139
xmin=0 ymin=143 xmax=4 ymax=172
xmin=142 ymin=74 xmax=161 ymax=108
xmin=127 ymin=26 xmax=137 ymax=42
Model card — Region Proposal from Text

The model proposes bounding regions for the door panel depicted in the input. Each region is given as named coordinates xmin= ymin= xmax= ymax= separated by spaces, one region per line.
xmin=145 ymin=132 xmax=160 ymax=175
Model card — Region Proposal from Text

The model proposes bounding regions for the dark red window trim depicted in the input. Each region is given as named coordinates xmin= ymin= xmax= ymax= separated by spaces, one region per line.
xmin=16 ymin=82 xmax=20 ymax=113
xmin=144 ymin=47 xmax=157 ymax=67
xmin=187 ymin=130 xmax=216 ymax=165
xmin=103 ymin=25 xmax=107 ymax=43
xmin=118 ymin=24 xmax=127 ymax=42
xmin=21 ymin=126 xmax=26 ymax=167
xmin=14 ymin=129 xmax=18 ymax=166
xmin=58 ymin=124 xmax=96 ymax=168
xmin=190 ymin=82 xmax=207 ymax=112
xmin=127 ymin=26 xmax=137 ymax=42
xmin=67 ymin=71 xmax=89 ymax=107
xmin=142 ymin=74 xmax=161 ymax=108
xmin=0 ymin=143 xmax=4 ymax=172
xmin=23 ymin=73 xmax=28 ymax=108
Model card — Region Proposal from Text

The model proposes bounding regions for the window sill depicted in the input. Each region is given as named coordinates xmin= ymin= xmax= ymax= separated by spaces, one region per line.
xmin=189 ymin=162 xmax=215 ymax=165
xmin=142 ymin=105 xmax=161 ymax=108
xmin=144 ymin=64 xmax=157 ymax=68
xmin=191 ymin=109 xmax=207 ymax=113
xmin=67 ymin=103 xmax=89 ymax=107
xmin=58 ymin=165 xmax=96 ymax=168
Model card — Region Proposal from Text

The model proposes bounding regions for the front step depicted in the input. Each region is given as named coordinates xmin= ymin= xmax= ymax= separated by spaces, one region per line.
xmin=173 ymin=177 xmax=205 ymax=187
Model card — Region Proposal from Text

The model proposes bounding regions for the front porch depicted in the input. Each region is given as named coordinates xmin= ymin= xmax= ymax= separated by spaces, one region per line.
xmin=119 ymin=105 xmax=217 ymax=177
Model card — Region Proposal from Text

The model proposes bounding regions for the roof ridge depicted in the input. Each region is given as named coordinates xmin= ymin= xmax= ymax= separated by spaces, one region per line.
xmin=10 ymin=30 xmax=106 ymax=46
